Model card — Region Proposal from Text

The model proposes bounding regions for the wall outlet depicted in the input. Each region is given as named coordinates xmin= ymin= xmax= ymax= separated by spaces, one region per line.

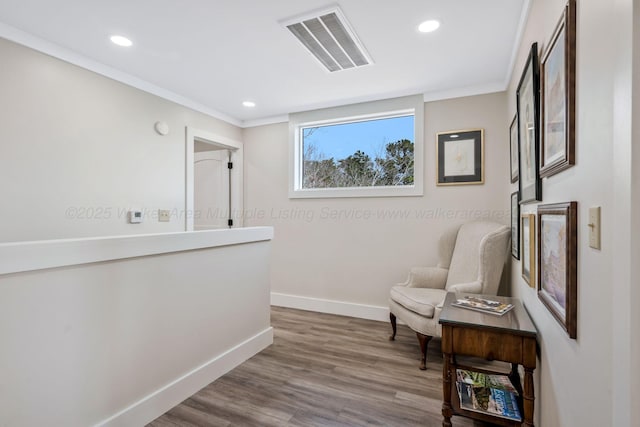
xmin=158 ymin=209 xmax=171 ymax=222
xmin=588 ymin=206 xmax=601 ymax=250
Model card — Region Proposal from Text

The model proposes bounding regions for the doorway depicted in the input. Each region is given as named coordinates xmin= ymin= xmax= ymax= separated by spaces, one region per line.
xmin=185 ymin=127 xmax=243 ymax=231
xmin=194 ymin=142 xmax=230 ymax=230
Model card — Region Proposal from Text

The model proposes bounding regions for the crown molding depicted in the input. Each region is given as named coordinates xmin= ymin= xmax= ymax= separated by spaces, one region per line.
xmin=422 ymin=82 xmax=505 ymax=103
xmin=0 ymin=22 xmax=242 ymax=127
xmin=241 ymin=115 xmax=289 ymax=128
xmin=503 ymin=0 xmax=533 ymax=90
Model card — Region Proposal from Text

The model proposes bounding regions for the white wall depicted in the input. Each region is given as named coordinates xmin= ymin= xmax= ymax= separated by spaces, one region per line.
xmin=611 ymin=0 xmax=640 ymax=425
xmin=243 ymin=92 xmax=509 ymax=319
xmin=631 ymin=2 xmax=640 ymax=424
xmin=0 ymin=229 xmax=273 ymax=426
xmin=506 ymin=0 xmax=637 ymax=425
xmin=0 ymin=37 xmax=242 ymax=243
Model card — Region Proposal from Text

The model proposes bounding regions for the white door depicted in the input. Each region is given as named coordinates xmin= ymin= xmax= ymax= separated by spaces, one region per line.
xmin=193 ymin=149 xmax=229 ymax=230
xmin=186 ymin=128 xmax=243 ymax=232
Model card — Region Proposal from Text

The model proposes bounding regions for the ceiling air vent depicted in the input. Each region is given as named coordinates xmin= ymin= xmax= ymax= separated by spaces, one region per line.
xmin=282 ymin=6 xmax=373 ymax=72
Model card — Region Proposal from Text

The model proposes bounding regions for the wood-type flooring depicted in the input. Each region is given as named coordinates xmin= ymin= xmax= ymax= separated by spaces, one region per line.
xmin=149 ymin=306 xmax=495 ymax=427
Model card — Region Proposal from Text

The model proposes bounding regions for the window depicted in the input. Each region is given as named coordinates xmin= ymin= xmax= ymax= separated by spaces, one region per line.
xmin=289 ymin=95 xmax=424 ymax=198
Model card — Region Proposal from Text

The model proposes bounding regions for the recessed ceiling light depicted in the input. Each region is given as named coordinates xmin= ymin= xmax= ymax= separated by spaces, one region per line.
xmin=242 ymin=101 xmax=256 ymax=108
xmin=110 ymin=35 xmax=133 ymax=47
xmin=418 ymin=20 xmax=440 ymax=33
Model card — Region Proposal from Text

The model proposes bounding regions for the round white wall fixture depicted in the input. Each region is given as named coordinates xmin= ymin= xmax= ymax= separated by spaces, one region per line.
xmin=418 ymin=20 xmax=440 ymax=33
xmin=110 ymin=35 xmax=133 ymax=47
xmin=154 ymin=121 xmax=169 ymax=136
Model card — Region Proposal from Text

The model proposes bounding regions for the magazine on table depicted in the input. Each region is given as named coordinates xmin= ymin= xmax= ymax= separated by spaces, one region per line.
xmin=451 ymin=295 xmax=514 ymax=316
xmin=456 ymin=370 xmax=522 ymax=421
xmin=456 ymin=369 xmax=519 ymax=394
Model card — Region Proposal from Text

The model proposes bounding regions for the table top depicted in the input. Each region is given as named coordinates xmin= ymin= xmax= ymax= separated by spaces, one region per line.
xmin=439 ymin=292 xmax=537 ymax=338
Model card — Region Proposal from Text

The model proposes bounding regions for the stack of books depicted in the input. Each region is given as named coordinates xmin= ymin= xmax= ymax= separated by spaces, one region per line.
xmin=451 ymin=296 xmax=514 ymax=316
xmin=455 ymin=369 xmax=522 ymax=422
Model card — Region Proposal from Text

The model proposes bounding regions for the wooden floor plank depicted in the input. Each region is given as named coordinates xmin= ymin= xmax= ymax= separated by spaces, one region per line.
xmin=148 ymin=307 xmax=493 ymax=427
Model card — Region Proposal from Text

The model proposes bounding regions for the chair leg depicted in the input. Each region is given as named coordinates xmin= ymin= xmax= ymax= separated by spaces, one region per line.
xmin=389 ymin=313 xmax=397 ymax=341
xmin=416 ymin=332 xmax=432 ymax=370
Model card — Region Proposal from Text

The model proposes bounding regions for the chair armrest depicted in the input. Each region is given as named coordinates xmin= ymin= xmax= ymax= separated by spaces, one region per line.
xmin=447 ymin=281 xmax=482 ymax=294
xmin=400 ymin=266 xmax=449 ymax=289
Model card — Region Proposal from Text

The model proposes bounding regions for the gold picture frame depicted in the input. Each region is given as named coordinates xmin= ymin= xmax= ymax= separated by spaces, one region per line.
xmin=521 ymin=213 xmax=535 ymax=287
xmin=436 ymin=129 xmax=484 ymax=186
xmin=511 ymin=191 xmax=520 ymax=259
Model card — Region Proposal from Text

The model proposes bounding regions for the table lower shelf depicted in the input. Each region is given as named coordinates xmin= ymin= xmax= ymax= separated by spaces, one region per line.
xmin=446 ymin=364 xmax=524 ymax=427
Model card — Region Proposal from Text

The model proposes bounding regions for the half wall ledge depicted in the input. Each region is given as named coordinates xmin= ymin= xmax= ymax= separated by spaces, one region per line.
xmin=0 ymin=226 xmax=274 ymax=275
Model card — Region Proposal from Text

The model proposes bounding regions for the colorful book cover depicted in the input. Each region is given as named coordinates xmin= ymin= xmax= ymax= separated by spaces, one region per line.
xmin=456 ymin=369 xmax=519 ymax=394
xmin=487 ymin=388 xmax=522 ymax=421
xmin=456 ymin=369 xmax=522 ymax=421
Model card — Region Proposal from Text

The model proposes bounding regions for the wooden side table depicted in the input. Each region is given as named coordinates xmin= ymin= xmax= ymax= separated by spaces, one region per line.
xmin=439 ymin=292 xmax=538 ymax=427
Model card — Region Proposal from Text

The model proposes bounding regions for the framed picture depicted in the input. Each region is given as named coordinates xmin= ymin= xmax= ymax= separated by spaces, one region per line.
xmin=511 ymin=191 xmax=520 ymax=259
xmin=521 ymin=213 xmax=535 ymax=287
xmin=517 ymin=43 xmax=542 ymax=203
xmin=537 ymin=202 xmax=578 ymax=339
xmin=540 ymin=0 xmax=576 ymax=177
xmin=436 ymin=129 xmax=484 ymax=185
xmin=510 ymin=115 xmax=519 ymax=183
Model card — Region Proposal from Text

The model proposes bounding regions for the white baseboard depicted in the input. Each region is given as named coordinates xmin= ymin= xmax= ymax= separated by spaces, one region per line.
xmin=271 ymin=292 xmax=389 ymax=322
xmin=95 ymin=327 xmax=274 ymax=427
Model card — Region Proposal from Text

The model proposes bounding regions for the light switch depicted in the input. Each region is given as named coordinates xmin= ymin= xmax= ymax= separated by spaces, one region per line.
xmin=588 ymin=207 xmax=601 ymax=249
xmin=158 ymin=209 xmax=171 ymax=222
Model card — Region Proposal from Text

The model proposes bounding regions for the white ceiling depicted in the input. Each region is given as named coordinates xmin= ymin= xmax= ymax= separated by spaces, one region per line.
xmin=0 ymin=0 xmax=528 ymax=127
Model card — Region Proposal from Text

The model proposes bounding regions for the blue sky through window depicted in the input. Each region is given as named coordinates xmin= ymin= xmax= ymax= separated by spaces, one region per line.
xmin=303 ymin=115 xmax=414 ymax=159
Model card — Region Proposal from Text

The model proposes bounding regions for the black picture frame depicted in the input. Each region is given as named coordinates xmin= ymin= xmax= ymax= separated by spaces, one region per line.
xmin=511 ymin=191 xmax=520 ymax=259
xmin=509 ymin=115 xmax=519 ymax=183
xmin=517 ymin=43 xmax=542 ymax=204
xmin=436 ymin=129 xmax=484 ymax=185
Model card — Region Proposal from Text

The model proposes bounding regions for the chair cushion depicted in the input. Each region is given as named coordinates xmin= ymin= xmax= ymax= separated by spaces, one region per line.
xmin=389 ymin=286 xmax=447 ymax=318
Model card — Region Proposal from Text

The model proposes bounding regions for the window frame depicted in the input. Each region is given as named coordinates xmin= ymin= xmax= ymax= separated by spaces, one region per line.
xmin=289 ymin=95 xmax=424 ymax=199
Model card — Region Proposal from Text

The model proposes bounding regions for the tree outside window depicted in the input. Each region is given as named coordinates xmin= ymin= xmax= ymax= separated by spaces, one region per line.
xmin=301 ymin=114 xmax=415 ymax=189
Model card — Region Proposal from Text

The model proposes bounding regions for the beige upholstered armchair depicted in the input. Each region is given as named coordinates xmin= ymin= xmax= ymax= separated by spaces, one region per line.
xmin=388 ymin=221 xmax=511 ymax=370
